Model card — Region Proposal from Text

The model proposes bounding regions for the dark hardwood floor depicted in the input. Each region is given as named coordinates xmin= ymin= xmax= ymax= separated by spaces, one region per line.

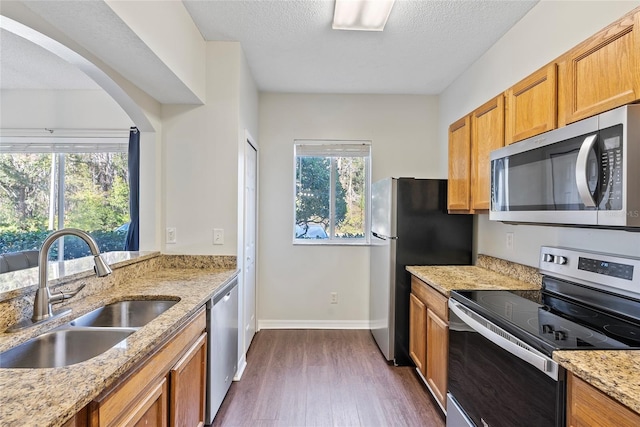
xmin=212 ymin=329 xmax=446 ymax=427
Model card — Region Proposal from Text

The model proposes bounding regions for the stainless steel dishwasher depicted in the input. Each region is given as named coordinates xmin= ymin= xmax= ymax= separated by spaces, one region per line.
xmin=206 ymin=275 xmax=239 ymax=424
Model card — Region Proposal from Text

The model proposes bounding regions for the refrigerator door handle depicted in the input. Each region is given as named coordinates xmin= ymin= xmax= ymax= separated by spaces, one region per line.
xmin=372 ymin=231 xmax=398 ymax=240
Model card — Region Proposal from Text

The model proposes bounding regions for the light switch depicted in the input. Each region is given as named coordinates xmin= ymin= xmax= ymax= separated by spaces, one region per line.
xmin=166 ymin=227 xmax=177 ymax=244
xmin=213 ymin=228 xmax=224 ymax=245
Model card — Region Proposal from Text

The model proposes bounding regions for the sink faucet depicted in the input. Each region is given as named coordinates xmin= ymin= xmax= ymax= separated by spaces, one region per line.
xmin=32 ymin=228 xmax=112 ymax=322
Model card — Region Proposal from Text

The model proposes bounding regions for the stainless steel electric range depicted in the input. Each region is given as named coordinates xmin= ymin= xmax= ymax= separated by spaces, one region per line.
xmin=446 ymin=246 xmax=640 ymax=427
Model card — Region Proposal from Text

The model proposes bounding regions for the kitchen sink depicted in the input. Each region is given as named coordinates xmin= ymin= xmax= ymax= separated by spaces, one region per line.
xmin=0 ymin=298 xmax=179 ymax=368
xmin=69 ymin=299 xmax=178 ymax=328
xmin=0 ymin=328 xmax=135 ymax=368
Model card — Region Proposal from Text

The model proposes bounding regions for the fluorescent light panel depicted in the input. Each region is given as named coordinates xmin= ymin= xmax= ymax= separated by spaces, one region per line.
xmin=333 ymin=0 xmax=396 ymax=31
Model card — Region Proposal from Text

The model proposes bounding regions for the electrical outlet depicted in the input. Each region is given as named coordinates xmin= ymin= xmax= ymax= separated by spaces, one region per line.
xmin=506 ymin=232 xmax=514 ymax=251
xmin=166 ymin=227 xmax=177 ymax=244
xmin=213 ymin=228 xmax=224 ymax=245
xmin=330 ymin=292 xmax=338 ymax=304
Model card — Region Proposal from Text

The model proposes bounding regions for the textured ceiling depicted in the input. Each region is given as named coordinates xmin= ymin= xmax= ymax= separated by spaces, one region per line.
xmin=0 ymin=29 xmax=100 ymax=90
xmin=183 ymin=0 xmax=539 ymax=94
xmin=0 ymin=0 xmax=539 ymax=100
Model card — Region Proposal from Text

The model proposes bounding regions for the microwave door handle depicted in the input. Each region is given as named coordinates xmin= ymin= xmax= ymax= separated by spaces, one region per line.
xmin=575 ymin=134 xmax=598 ymax=208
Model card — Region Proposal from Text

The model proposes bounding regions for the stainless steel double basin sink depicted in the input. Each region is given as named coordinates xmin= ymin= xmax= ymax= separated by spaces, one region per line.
xmin=0 ymin=299 xmax=178 ymax=369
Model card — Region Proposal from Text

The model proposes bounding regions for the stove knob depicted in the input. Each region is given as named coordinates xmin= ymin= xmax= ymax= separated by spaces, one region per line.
xmin=543 ymin=254 xmax=555 ymax=263
xmin=553 ymin=256 xmax=567 ymax=265
xmin=553 ymin=331 xmax=567 ymax=341
xmin=542 ymin=324 xmax=554 ymax=334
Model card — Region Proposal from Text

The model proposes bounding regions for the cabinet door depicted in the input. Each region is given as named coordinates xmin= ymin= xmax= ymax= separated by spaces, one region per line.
xmin=409 ymin=293 xmax=427 ymax=375
xmin=567 ymin=373 xmax=640 ymax=427
xmin=126 ymin=378 xmax=168 ymax=427
xmin=448 ymin=115 xmax=472 ymax=212
xmin=170 ymin=333 xmax=207 ymax=427
xmin=505 ymin=63 xmax=557 ymax=144
xmin=62 ymin=407 xmax=88 ymax=427
xmin=426 ymin=308 xmax=448 ymax=411
xmin=471 ymin=95 xmax=504 ymax=211
xmin=558 ymin=8 xmax=640 ymax=126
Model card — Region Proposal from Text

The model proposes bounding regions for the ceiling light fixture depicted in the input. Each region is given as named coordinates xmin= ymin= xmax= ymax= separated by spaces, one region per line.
xmin=332 ymin=0 xmax=396 ymax=31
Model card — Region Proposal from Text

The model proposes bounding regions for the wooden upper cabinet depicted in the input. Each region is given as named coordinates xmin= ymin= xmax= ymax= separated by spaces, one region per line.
xmin=558 ymin=7 xmax=640 ymax=126
xmin=447 ymin=115 xmax=472 ymax=212
xmin=471 ymin=95 xmax=504 ymax=211
xmin=505 ymin=63 xmax=557 ymax=144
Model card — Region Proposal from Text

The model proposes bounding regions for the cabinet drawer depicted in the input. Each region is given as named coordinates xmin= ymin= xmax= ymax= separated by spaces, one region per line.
xmin=411 ymin=276 xmax=448 ymax=321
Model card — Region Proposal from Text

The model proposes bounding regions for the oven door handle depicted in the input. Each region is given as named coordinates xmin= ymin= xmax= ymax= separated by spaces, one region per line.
xmin=449 ymin=299 xmax=558 ymax=380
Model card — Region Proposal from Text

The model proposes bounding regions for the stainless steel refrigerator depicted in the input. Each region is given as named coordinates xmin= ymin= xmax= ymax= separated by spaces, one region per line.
xmin=370 ymin=178 xmax=472 ymax=365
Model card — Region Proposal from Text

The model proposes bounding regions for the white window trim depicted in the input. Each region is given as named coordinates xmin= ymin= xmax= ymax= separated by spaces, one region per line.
xmin=293 ymin=139 xmax=371 ymax=246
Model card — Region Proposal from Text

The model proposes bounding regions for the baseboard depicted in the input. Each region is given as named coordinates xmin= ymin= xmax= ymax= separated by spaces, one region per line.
xmin=258 ymin=319 xmax=370 ymax=330
xmin=234 ymin=354 xmax=247 ymax=381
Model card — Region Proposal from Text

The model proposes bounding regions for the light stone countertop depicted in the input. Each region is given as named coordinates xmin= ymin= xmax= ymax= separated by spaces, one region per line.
xmin=0 ymin=255 xmax=238 ymax=426
xmin=554 ymin=350 xmax=640 ymax=415
xmin=406 ymin=265 xmax=541 ymax=296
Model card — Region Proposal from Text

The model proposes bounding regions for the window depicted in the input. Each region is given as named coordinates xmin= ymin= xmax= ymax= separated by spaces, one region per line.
xmin=294 ymin=140 xmax=371 ymax=244
xmin=0 ymin=133 xmax=129 ymax=260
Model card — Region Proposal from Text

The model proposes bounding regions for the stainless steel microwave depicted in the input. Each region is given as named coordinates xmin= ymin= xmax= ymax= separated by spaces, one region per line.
xmin=490 ymin=104 xmax=640 ymax=229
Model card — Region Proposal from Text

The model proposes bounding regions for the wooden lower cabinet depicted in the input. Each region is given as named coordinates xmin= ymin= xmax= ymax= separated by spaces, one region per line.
xmin=409 ymin=293 xmax=427 ymax=374
xmin=425 ymin=308 xmax=448 ymax=409
xmin=170 ymin=333 xmax=207 ymax=427
xmin=409 ymin=275 xmax=449 ymax=412
xmin=63 ymin=407 xmax=88 ymax=427
xmin=127 ymin=378 xmax=168 ymax=427
xmin=88 ymin=307 xmax=207 ymax=427
xmin=567 ymin=372 xmax=640 ymax=427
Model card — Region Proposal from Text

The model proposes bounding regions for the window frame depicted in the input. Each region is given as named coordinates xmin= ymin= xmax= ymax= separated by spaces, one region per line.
xmin=293 ymin=140 xmax=371 ymax=246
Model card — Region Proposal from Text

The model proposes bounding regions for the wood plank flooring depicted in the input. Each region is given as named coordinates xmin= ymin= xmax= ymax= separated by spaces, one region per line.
xmin=212 ymin=330 xmax=446 ymax=427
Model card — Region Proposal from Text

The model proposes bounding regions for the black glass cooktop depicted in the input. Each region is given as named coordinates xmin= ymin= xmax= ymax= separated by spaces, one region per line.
xmin=450 ymin=286 xmax=640 ymax=356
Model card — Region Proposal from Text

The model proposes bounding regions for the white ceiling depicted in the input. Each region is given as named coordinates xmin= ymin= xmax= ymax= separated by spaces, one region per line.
xmin=0 ymin=0 xmax=539 ymax=101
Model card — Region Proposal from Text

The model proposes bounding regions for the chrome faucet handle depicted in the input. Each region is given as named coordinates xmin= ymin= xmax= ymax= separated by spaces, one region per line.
xmin=49 ymin=284 xmax=86 ymax=305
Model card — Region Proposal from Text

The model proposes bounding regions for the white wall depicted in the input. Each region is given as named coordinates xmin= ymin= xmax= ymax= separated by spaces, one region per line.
xmin=258 ymin=93 xmax=439 ymax=327
xmin=0 ymin=89 xmax=132 ymax=128
xmin=162 ymin=42 xmax=258 ymax=256
xmin=439 ymin=0 xmax=640 ymax=266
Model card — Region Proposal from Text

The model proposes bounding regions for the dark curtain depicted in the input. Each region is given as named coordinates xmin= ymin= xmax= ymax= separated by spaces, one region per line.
xmin=125 ymin=127 xmax=140 ymax=251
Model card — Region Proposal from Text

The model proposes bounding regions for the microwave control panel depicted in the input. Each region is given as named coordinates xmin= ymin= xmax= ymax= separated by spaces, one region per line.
xmin=598 ymin=125 xmax=623 ymax=210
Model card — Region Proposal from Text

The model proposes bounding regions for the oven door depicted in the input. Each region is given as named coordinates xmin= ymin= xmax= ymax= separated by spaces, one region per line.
xmin=447 ymin=300 xmax=565 ymax=427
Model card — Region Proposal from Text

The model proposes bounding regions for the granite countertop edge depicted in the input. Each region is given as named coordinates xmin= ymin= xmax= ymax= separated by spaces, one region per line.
xmin=0 ymin=263 xmax=239 ymax=427
xmin=405 ymin=264 xmax=541 ymax=296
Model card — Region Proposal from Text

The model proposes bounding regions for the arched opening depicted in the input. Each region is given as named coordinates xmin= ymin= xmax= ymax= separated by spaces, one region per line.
xmin=0 ymin=16 xmax=159 ymax=269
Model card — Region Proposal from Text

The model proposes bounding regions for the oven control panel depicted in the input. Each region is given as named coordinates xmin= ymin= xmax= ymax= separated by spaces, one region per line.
xmin=577 ymin=257 xmax=634 ymax=280
xmin=539 ymin=246 xmax=640 ymax=299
